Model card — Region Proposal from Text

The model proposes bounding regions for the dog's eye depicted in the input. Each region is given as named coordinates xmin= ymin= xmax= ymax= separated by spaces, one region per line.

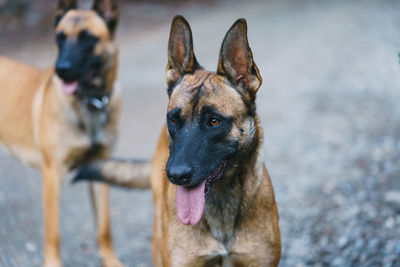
xmin=78 ymin=30 xmax=89 ymax=41
xmin=78 ymin=30 xmax=99 ymax=47
xmin=56 ymin=32 xmax=66 ymax=46
xmin=208 ymin=118 xmax=221 ymax=127
xmin=169 ymin=118 xmax=177 ymax=125
xmin=167 ymin=109 xmax=181 ymax=128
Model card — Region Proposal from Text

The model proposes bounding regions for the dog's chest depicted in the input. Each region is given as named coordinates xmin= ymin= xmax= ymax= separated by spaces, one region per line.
xmin=172 ymin=179 xmax=270 ymax=266
xmin=204 ymin=187 xmax=242 ymax=246
xmin=174 ymin=182 xmax=247 ymax=265
xmin=58 ymin=101 xmax=116 ymax=170
xmin=77 ymin=99 xmax=109 ymax=142
xmin=174 ymin=227 xmax=267 ymax=267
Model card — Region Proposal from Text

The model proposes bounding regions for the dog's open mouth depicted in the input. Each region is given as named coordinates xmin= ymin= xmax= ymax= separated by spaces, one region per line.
xmin=61 ymin=81 xmax=79 ymax=95
xmin=60 ymin=69 xmax=95 ymax=95
xmin=204 ymin=159 xmax=227 ymax=196
xmin=176 ymin=159 xmax=228 ymax=226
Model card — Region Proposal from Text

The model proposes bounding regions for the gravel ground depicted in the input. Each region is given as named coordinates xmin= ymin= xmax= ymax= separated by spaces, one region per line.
xmin=0 ymin=0 xmax=399 ymax=266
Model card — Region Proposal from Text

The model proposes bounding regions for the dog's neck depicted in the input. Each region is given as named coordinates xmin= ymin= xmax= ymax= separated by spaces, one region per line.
xmin=78 ymin=56 xmax=118 ymax=100
xmin=203 ymin=115 xmax=264 ymax=248
xmin=52 ymin=59 xmax=117 ymax=143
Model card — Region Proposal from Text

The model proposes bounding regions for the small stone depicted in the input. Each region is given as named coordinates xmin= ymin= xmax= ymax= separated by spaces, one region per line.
xmin=25 ymin=242 xmax=37 ymax=252
xmin=384 ymin=191 xmax=400 ymax=206
xmin=332 ymin=257 xmax=345 ymax=266
xmin=383 ymin=260 xmax=394 ymax=267
xmin=353 ymin=239 xmax=365 ymax=251
xmin=384 ymin=240 xmax=396 ymax=254
xmin=394 ymin=241 xmax=400 ymax=254
xmin=337 ymin=235 xmax=349 ymax=248
xmin=384 ymin=217 xmax=394 ymax=228
xmin=367 ymin=238 xmax=379 ymax=251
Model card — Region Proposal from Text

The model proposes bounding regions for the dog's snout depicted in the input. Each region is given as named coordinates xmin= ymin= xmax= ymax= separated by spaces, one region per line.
xmin=167 ymin=164 xmax=192 ymax=185
xmin=56 ymin=61 xmax=72 ymax=72
xmin=55 ymin=60 xmax=73 ymax=79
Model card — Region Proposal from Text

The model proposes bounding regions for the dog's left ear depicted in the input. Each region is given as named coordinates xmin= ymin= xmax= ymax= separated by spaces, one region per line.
xmin=92 ymin=0 xmax=119 ymax=37
xmin=55 ymin=0 xmax=77 ymax=27
xmin=217 ymin=19 xmax=262 ymax=97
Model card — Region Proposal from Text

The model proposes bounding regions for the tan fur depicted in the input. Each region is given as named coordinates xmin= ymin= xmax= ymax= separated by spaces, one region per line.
xmin=150 ymin=16 xmax=281 ymax=267
xmin=0 ymin=2 xmax=123 ymax=266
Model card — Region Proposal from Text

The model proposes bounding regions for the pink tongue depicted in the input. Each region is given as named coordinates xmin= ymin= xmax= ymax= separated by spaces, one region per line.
xmin=176 ymin=181 xmax=205 ymax=226
xmin=61 ymin=81 xmax=79 ymax=95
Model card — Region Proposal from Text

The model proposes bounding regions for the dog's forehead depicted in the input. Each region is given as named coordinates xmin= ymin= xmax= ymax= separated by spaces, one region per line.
xmin=56 ymin=10 xmax=110 ymax=39
xmin=168 ymin=70 xmax=246 ymax=117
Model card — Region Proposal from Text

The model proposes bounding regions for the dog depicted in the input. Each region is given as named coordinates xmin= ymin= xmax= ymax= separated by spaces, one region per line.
xmin=74 ymin=15 xmax=281 ymax=266
xmin=0 ymin=0 xmax=126 ymax=266
xmin=150 ymin=15 xmax=281 ymax=267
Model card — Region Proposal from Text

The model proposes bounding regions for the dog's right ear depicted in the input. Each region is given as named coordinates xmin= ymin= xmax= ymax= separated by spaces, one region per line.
xmin=55 ymin=0 xmax=77 ymax=27
xmin=166 ymin=15 xmax=200 ymax=92
xmin=92 ymin=0 xmax=119 ymax=38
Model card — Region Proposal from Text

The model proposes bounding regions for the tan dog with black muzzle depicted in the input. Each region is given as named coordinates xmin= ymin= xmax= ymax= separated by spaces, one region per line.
xmin=150 ymin=16 xmax=281 ymax=266
xmin=0 ymin=0 xmax=127 ymax=266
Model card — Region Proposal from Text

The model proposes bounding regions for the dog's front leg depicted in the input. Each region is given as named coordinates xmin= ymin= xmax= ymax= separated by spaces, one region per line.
xmin=89 ymin=182 xmax=124 ymax=267
xmin=42 ymin=164 xmax=62 ymax=267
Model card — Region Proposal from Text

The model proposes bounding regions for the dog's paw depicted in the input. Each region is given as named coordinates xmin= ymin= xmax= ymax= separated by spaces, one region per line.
xmin=44 ymin=259 xmax=62 ymax=267
xmin=102 ymin=256 xmax=125 ymax=267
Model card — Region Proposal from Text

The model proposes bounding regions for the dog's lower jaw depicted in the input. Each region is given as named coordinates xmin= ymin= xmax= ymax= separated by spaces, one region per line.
xmin=204 ymin=159 xmax=228 ymax=197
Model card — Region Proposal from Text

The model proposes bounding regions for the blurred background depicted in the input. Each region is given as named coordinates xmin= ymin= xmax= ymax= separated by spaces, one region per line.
xmin=1 ymin=0 xmax=400 ymax=266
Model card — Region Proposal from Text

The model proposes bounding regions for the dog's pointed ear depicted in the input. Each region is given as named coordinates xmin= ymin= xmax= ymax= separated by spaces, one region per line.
xmin=55 ymin=0 xmax=77 ymax=27
xmin=92 ymin=0 xmax=119 ymax=37
xmin=166 ymin=15 xmax=200 ymax=91
xmin=217 ymin=19 xmax=262 ymax=97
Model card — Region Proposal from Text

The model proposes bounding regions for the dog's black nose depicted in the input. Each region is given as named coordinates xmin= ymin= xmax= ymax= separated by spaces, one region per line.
xmin=167 ymin=164 xmax=192 ymax=185
xmin=55 ymin=61 xmax=73 ymax=79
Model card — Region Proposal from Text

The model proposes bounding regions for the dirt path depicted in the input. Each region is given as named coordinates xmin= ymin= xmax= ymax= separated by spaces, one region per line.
xmin=1 ymin=0 xmax=399 ymax=266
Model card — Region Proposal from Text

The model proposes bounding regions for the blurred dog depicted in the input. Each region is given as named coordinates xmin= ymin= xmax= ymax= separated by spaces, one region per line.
xmin=0 ymin=0 xmax=127 ymax=266
xmin=75 ymin=15 xmax=281 ymax=266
